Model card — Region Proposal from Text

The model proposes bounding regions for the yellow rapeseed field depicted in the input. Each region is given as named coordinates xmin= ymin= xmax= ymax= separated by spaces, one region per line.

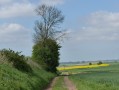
xmin=57 ymin=64 xmax=109 ymax=71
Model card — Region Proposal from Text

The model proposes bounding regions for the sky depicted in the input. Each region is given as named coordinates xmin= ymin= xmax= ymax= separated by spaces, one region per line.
xmin=1 ymin=0 xmax=119 ymax=62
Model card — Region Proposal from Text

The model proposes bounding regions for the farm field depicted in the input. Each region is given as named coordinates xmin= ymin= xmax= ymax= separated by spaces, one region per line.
xmin=54 ymin=62 xmax=119 ymax=90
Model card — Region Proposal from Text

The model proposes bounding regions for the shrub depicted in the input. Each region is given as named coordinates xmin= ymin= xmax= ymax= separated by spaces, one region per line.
xmin=89 ymin=62 xmax=92 ymax=65
xmin=97 ymin=61 xmax=103 ymax=65
xmin=0 ymin=49 xmax=32 ymax=72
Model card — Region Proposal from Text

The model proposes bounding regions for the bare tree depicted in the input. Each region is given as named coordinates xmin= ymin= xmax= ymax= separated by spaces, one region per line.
xmin=34 ymin=4 xmax=65 ymax=43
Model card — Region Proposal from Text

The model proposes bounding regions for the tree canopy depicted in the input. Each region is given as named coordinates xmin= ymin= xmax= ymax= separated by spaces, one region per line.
xmin=34 ymin=4 xmax=64 ymax=43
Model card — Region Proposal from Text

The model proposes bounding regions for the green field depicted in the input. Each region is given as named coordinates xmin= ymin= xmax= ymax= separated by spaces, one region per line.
xmin=67 ymin=62 xmax=119 ymax=90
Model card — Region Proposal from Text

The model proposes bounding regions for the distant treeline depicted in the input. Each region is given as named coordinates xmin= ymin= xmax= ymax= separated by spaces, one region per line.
xmin=60 ymin=60 xmax=119 ymax=65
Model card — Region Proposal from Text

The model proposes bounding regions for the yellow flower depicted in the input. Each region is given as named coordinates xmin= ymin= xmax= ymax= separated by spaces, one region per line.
xmin=57 ymin=64 xmax=109 ymax=71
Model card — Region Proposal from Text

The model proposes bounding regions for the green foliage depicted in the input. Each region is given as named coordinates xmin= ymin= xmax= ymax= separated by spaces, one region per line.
xmin=0 ymin=49 xmax=32 ymax=72
xmin=32 ymin=39 xmax=61 ymax=73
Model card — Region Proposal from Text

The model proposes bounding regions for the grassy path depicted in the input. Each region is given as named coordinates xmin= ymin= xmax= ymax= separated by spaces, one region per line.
xmin=52 ymin=76 xmax=67 ymax=90
xmin=45 ymin=76 xmax=77 ymax=90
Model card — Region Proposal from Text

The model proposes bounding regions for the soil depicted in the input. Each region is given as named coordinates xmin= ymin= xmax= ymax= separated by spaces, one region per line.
xmin=64 ymin=76 xmax=77 ymax=90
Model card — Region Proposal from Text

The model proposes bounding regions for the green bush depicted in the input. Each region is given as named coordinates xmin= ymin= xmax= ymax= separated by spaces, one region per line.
xmin=32 ymin=39 xmax=61 ymax=73
xmin=0 ymin=49 xmax=32 ymax=72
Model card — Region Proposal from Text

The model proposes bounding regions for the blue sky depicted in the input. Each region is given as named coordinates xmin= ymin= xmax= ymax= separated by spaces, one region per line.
xmin=1 ymin=0 xmax=119 ymax=62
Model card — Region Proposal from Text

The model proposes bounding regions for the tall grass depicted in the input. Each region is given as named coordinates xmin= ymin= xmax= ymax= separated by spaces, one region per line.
xmin=0 ymin=62 xmax=55 ymax=90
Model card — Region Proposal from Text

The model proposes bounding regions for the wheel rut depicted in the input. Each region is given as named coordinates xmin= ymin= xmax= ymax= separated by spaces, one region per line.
xmin=45 ymin=77 xmax=59 ymax=90
xmin=64 ymin=76 xmax=77 ymax=90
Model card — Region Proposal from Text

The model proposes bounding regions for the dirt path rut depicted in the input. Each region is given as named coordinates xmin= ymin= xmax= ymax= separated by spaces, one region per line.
xmin=64 ymin=76 xmax=77 ymax=90
xmin=45 ymin=77 xmax=59 ymax=90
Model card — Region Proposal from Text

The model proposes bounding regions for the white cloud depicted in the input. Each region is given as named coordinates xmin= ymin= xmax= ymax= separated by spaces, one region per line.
xmin=0 ymin=3 xmax=35 ymax=18
xmin=40 ymin=0 xmax=64 ymax=6
xmin=88 ymin=11 xmax=119 ymax=27
xmin=0 ymin=23 xmax=33 ymax=55
xmin=0 ymin=0 xmax=65 ymax=18
xmin=75 ymin=11 xmax=119 ymax=41
xmin=0 ymin=23 xmax=32 ymax=44
xmin=0 ymin=0 xmax=31 ymax=5
xmin=0 ymin=0 xmax=13 ymax=5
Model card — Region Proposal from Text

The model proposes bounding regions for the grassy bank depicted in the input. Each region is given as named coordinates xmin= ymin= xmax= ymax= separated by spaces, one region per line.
xmin=0 ymin=49 xmax=55 ymax=90
xmin=0 ymin=62 xmax=55 ymax=90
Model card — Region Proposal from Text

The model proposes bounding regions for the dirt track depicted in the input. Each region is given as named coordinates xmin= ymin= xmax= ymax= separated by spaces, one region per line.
xmin=64 ymin=76 xmax=77 ymax=90
xmin=45 ymin=76 xmax=77 ymax=90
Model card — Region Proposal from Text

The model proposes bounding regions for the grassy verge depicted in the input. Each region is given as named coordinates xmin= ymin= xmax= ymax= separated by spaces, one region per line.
xmin=52 ymin=76 xmax=67 ymax=90
xmin=0 ymin=63 xmax=55 ymax=90
xmin=0 ymin=49 xmax=56 ymax=90
xmin=69 ymin=63 xmax=119 ymax=90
